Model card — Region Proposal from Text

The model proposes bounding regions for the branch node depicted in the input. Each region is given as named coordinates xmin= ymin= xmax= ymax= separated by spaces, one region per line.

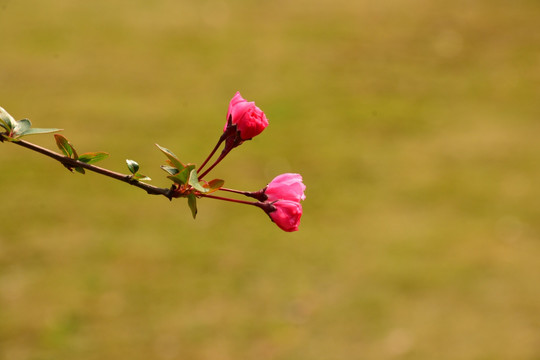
xmin=166 ymin=185 xmax=176 ymax=201
xmin=126 ymin=175 xmax=139 ymax=185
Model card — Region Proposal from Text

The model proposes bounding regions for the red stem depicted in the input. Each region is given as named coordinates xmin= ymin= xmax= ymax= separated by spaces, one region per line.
xmin=197 ymin=137 xmax=224 ymax=174
xmin=200 ymin=193 xmax=275 ymax=214
xmin=218 ymin=187 xmax=250 ymax=196
xmin=198 ymin=146 xmax=232 ymax=180
xmin=219 ymin=187 xmax=267 ymax=202
xmin=199 ymin=193 xmax=261 ymax=207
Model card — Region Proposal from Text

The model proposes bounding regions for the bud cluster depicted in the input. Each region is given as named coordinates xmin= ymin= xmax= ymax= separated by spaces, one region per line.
xmin=190 ymin=92 xmax=306 ymax=232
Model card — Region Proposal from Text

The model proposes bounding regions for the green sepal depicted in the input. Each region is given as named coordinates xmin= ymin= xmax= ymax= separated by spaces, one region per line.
xmin=54 ymin=134 xmax=78 ymax=158
xmin=78 ymin=152 xmax=109 ymax=164
xmin=0 ymin=107 xmax=17 ymax=131
xmin=204 ymin=179 xmax=225 ymax=194
xmin=187 ymin=194 xmax=197 ymax=219
xmin=126 ymin=159 xmax=140 ymax=174
xmin=132 ymin=173 xmax=151 ymax=181
xmin=155 ymin=144 xmax=184 ymax=170
xmin=160 ymin=165 xmax=179 ymax=176
xmin=188 ymin=169 xmax=209 ymax=193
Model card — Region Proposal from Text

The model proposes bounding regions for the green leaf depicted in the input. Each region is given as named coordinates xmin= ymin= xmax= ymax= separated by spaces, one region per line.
xmin=155 ymin=144 xmax=184 ymax=170
xmin=205 ymin=179 xmax=225 ymax=194
xmin=54 ymin=134 xmax=78 ymax=158
xmin=178 ymin=164 xmax=195 ymax=184
xmin=13 ymin=119 xmax=32 ymax=136
xmin=78 ymin=152 xmax=109 ymax=164
xmin=126 ymin=159 xmax=140 ymax=174
xmin=0 ymin=106 xmax=17 ymax=131
xmin=166 ymin=164 xmax=195 ymax=185
xmin=9 ymin=118 xmax=62 ymax=139
xmin=18 ymin=127 xmax=63 ymax=137
xmin=132 ymin=173 xmax=151 ymax=181
xmin=160 ymin=165 xmax=179 ymax=176
xmin=167 ymin=175 xmax=185 ymax=185
xmin=188 ymin=169 xmax=208 ymax=193
xmin=74 ymin=166 xmax=86 ymax=174
xmin=187 ymin=194 xmax=197 ymax=219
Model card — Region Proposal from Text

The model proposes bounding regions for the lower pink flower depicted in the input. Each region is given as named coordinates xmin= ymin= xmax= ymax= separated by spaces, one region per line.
xmin=268 ymin=200 xmax=303 ymax=232
xmin=265 ymin=173 xmax=306 ymax=203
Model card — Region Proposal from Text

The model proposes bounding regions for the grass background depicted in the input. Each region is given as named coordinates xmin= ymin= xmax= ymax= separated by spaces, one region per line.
xmin=1 ymin=0 xmax=540 ymax=359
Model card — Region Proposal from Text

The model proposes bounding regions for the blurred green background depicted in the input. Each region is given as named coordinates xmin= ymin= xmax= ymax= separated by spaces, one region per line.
xmin=1 ymin=0 xmax=540 ymax=359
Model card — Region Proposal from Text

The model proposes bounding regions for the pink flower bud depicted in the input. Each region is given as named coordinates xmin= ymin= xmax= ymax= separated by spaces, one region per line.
xmin=265 ymin=173 xmax=306 ymax=203
xmin=224 ymin=92 xmax=269 ymax=140
xmin=268 ymin=200 xmax=303 ymax=232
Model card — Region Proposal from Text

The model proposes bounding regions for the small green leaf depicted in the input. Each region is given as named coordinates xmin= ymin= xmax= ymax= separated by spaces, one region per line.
xmin=78 ymin=152 xmax=109 ymax=164
xmin=167 ymin=175 xmax=185 ymax=185
xmin=166 ymin=164 xmax=195 ymax=185
xmin=188 ymin=169 xmax=208 ymax=193
xmin=8 ymin=118 xmax=62 ymax=139
xmin=19 ymin=127 xmax=63 ymax=137
xmin=160 ymin=165 xmax=179 ymax=176
xmin=155 ymin=144 xmax=184 ymax=170
xmin=178 ymin=164 xmax=195 ymax=184
xmin=205 ymin=179 xmax=225 ymax=194
xmin=74 ymin=166 xmax=86 ymax=174
xmin=13 ymin=119 xmax=32 ymax=136
xmin=132 ymin=173 xmax=151 ymax=181
xmin=187 ymin=194 xmax=197 ymax=219
xmin=126 ymin=159 xmax=140 ymax=174
xmin=0 ymin=107 xmax=17 ymax=131
xmin=54 ymin=134 xmax=78 ymax=158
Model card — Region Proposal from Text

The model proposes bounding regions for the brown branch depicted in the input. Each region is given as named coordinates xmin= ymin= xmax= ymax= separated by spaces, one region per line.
xmin=9 ymin=138 xmax=174 ymax=198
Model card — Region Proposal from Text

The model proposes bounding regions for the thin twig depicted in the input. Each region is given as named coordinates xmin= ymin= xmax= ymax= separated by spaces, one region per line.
xmin=10 ymin=139 xmax=173 ymax=198
xmin=197 ymin=137 xmax=224 ymax=174
xmin=218 ymin=187 xmax=249 ymax=196
xmin=199 ymin=193 xmax=261 ymax=207
xmin=198 ymin=146 xmax=232 ymax=180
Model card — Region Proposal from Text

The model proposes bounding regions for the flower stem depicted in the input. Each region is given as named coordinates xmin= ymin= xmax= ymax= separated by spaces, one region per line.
xmin=199 ymin=194 xmax=275 ymax=214
xmin=198 ymin=146 xmax=232 ymax=180
xmin=219 ymin=187 xmax=267 ymax=202
xmin=198 ymin=125 xmax=243 ymax=180
xmin=218 ymin=187 xmax=250 ymax=196
xmin=197 ymin=136 xmax=224 ymax=174
xmin=199 ymin=193 xmax=261 ymax=207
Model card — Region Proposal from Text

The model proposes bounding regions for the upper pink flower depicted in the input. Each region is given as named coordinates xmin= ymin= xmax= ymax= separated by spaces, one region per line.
xmin=265 ymin=173 xmax=306 ymax=203
xmin=225 ymin=92 xmax=269 ymax=140
xmin=268 ymin=200 xmax=302 ymax=232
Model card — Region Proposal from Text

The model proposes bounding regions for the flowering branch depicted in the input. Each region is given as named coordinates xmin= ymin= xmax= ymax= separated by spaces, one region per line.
xmin=1 ymin=92 xmax=306 ymax=232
